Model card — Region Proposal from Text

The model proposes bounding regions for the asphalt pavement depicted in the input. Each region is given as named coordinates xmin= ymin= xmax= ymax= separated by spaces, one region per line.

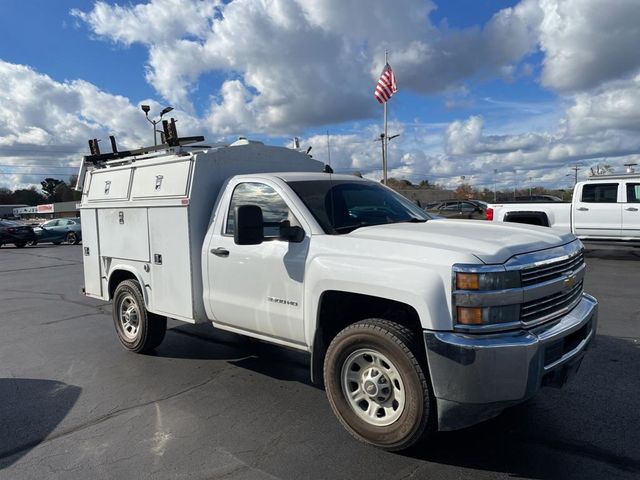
xmin=0 ymin=242 xmax=638 ymax=479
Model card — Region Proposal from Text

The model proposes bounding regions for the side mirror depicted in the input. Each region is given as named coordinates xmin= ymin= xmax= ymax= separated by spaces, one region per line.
xmin=234 ymin=205 xmax=264 ymax=245
xmin=279 ymin=220 xmax=305 ymax=243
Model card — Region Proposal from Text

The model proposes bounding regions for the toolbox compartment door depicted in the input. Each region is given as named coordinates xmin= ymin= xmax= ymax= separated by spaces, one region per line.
xmin=147 ymin=207 xmax=194 ymax=319
xmin=80 ymin=209 xmax=102 ymax=297
xmin=97 ymin=208 xmax=150 ymax=262
xmin=131 ymin=161 xmax=192 ymax=199
xmin=87 ymin=169 xmax=132 ymax=202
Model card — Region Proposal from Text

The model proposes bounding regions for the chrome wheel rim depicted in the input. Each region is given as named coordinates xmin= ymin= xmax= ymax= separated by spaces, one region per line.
xmin=341 ymin=349 xmax=406 ymax=426
xmin=118 ymin=294 xmax=140 ymax=341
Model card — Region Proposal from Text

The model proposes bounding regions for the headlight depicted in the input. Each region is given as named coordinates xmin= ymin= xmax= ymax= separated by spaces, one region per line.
xmin=453 ymin=266 xmax=522 ymax=330
xmin=455 ymin=271 xmax=520 ymax=291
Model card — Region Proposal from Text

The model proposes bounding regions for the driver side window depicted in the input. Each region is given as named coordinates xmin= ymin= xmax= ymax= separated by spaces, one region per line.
xmin=441 ymin=202 xmax=459 ymax=211
xmin=225 ymin=182 xmax=298 ymax=238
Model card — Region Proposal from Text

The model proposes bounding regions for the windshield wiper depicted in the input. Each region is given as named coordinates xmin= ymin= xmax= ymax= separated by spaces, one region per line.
xmin=398 ymin=218 xmax=428 ymax=223
xmin=333 ymin=224 xmax=366 ymax=234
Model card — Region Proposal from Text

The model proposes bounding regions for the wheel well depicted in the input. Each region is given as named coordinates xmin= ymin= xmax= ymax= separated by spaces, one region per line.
xmin=108 ymin=270 xmax=138 ymax=299
xmin=311 ymin=291 xmax=422 ymax=386
xmin=503 ymin=211 xmax=550 ymax=227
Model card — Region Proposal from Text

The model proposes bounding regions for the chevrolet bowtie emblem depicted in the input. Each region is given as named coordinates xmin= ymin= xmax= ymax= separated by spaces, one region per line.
xmin=564 ymin=272 xmax=577 ymax=288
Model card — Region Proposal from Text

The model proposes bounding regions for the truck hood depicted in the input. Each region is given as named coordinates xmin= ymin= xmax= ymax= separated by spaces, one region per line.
xmin=349 ymin=219 xmax=576 ymax=264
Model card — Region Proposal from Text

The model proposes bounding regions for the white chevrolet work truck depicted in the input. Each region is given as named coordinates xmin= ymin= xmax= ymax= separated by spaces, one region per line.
xmin=488 ymin=173 xmax=640 ymax=241
xmin=77 ymin=137 xmax=598 ymax=450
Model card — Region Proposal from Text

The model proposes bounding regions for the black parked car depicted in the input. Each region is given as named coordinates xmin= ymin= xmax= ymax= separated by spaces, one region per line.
xmin=0 ymin=220 xmax=37 ymax=248
xmin=425 ymin=200 xmax=487 ymax=219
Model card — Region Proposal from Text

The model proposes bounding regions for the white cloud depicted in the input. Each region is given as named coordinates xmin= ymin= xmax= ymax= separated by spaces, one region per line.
xmin=72 ymin=0 xmax=548 ymax=134
xmin=70 ymin=0 xmax=218 ymax=46
xmin=0 ymin=60 xmax=203 ymax=190
xmin=565 ymin=74 xmax=640 ymax=135
xmin=538 ymin=0 xmax=640 ymax=91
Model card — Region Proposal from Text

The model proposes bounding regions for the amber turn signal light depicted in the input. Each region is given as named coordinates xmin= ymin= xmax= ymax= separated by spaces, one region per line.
xmin=456 ymin=272 xmax=479 ymax=290
xmin=457 ymin=307 xmax=484 ymax=325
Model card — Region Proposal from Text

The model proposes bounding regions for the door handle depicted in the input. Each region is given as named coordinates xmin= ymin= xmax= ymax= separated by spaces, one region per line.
xmin=625 ymin=207 xmax=639 ymax=212
xmin=577 ymin=207 xmax=589 ymax=211
xmin=210 ymin=247 xmax=229 ymax=257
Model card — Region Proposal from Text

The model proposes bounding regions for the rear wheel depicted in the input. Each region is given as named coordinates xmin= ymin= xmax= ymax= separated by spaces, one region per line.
xmin=66 ymin=232 xmax=78 ymax=244
xmin=324 ymin=319 xmax=435 ymax=451
xmin=112 ymin=279 xmax=167 ymax=353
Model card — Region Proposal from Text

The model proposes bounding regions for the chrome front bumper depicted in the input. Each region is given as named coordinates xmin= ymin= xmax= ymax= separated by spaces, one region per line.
xmin=424 ymin=293 xmax=598 ymax=431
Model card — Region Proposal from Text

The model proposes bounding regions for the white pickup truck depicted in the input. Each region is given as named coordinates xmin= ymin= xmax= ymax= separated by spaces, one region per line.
xmin=77 ymin=136 xmax=598 ymax=451
xmin=488 ymin=174 xmax=640 ymax=240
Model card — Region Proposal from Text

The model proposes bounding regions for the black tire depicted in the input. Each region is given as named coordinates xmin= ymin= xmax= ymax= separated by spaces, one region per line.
xmin=324 ymin=319 xmax=435 ymax=451
xmin=112 ymin=279 xmax=167 ymax=353
xmin=14 ymin=241 xmax=26 ymax=248
xmin=66 ymin=232 xmax=78 ymax=245
xmin=53 ymin=241 xmax=62 ymax=245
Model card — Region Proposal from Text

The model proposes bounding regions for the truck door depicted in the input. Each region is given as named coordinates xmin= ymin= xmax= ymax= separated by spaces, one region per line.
xmin=573 ymin=182 xmax=622 ymax=237
xmin=622 ymin=181 xmax=640 ymax=239
xmin=206 ymin=181 xmax=308 ymax=346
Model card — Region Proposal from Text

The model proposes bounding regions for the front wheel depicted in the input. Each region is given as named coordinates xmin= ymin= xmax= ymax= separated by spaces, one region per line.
xmin=324 ymin=319 xmax=435 ymax=451
xmin=112 ymin=279 xmax=167 ymax=353
xmin=14 ymin=241 xmax=26 ymax=248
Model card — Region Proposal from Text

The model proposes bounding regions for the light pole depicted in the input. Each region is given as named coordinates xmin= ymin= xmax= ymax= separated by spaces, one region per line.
xmin=141 ymin=105 xmax=173 ymax=146
xmin=376 ymin=133 xmax=400 ymax=184
xmin=528 ymin=176 xmax=533 ymax=197
xmin=493 ymin=169 xmax=498 ymax=202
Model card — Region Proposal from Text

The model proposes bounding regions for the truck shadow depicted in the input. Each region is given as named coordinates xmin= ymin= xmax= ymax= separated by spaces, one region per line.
xmin=156 ymin=328 xmax=640 ymax=477
xmin=158 ymin=323 xmax=314 ymax=386
xmin=403 ymin=334 xmax=640 ymax=478
xmin=583 ymin=243 xmax=640 ymax=261
xmin=0 ymin=379 xmax=81 ymax=469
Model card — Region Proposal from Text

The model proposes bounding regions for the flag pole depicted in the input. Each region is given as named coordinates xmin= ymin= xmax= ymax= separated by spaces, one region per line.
xmin=383 ymin=50 xmax=388 ymax=185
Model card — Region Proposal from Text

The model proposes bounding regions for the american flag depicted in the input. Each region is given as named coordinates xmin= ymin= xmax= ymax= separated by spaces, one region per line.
xmin=374 ymin=63 xmax=397 ymax=104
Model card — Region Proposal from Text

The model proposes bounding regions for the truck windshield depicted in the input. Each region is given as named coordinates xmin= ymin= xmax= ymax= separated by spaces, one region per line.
xmin=287 ymin=180 xmax=432 ymax=234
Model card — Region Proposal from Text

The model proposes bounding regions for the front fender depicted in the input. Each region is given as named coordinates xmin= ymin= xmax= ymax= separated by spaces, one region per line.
xmin=304 ymin=255 xmax=452 ymax=346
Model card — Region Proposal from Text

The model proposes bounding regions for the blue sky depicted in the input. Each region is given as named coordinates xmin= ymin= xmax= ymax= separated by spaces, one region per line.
xmin=1 ymin=0 xmax=639 ymax=191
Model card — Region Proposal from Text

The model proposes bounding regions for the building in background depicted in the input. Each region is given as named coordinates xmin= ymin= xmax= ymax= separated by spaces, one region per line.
xmin=0 ymin=204 xmax=28 ymax=219
xmin=13 ymin=202 xmax=79 ymax=220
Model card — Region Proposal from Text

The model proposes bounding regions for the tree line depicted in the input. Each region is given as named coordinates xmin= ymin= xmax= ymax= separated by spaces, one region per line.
xmin=385 ymin=178 xmax=572 ymax=202
xmin=0 ymin=176 xmax=81 ymax=205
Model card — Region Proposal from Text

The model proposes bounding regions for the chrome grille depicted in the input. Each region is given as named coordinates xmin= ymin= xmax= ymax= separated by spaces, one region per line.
xmin=521 ymin=280 xmax=583 ymax=324
xmin=520 ymin=250 xmax=584 ymax=287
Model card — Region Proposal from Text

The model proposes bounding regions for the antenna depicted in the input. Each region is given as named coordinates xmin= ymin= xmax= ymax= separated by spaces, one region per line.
xmin=326 ymin=131 xmax=331 ymax=167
